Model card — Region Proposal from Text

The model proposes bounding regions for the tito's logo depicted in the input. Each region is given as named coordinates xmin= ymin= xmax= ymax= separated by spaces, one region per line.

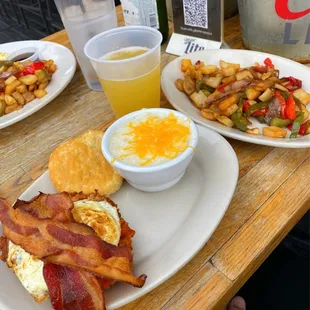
xmin=275 ymin=0 xmax=310 ymax=44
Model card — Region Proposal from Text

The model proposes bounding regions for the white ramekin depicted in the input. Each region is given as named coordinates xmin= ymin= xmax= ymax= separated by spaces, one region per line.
xmin=7 ymin=47 xmax=39 ymax=63
xmin=102 ymin=109 xmax=199 ymax=192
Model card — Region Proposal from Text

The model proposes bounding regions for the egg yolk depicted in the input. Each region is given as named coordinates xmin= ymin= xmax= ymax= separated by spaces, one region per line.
xmin=121 ymin=113 xmax=191 ymax=166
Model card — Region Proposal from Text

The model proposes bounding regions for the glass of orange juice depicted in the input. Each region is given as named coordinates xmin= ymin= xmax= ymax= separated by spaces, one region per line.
xmin=84 ymin=26 xmax=163 ymax=118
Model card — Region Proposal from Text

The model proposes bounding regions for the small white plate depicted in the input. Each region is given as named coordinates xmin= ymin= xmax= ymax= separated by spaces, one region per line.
xmin=161 ymin=49 xmax=310 ymax=148
xmin=0 ymin=125 xmax=238 ymax=310
xmin=0 ymin=40 xmax=76 ymax=129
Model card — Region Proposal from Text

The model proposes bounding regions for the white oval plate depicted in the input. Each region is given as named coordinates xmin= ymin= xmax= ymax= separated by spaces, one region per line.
xmin=161 ymin=49 xmax=310 ymax=148
xmin=0 ymin=40 xmax=76 ymax=129
xmin=0 ymin=125 xmax=238 ymax=310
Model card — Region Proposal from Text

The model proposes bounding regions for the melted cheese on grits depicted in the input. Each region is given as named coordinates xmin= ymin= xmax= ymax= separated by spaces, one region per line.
xmin=6 ymin=199 xmax=122 ymax=303
xmin=110 ymin=113 xmax=191 ymax=166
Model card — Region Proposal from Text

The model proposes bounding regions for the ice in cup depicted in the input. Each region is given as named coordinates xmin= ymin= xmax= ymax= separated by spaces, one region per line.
xmin=84 ymin=26 xmax=163 ymax=118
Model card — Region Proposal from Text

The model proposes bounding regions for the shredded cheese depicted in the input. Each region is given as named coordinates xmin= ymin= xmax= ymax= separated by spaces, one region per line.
xmin=119 ymin=113 xmax=191 ymax=166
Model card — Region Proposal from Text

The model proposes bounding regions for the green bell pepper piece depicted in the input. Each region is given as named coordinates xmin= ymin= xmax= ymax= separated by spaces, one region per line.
xmin=256 ymin=116 xmax=266 ymax=124
xmin=246 ymin=101 xmax=270 ymax=117
xmin=270 ymin=117 xmax=292 ymax=128
xmin=290 ymin=112 xmax=303 ymax=138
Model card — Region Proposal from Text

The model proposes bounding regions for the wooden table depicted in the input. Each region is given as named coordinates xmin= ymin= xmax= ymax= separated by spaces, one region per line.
xmin=1 ymin=10 xmax=310 ymax=310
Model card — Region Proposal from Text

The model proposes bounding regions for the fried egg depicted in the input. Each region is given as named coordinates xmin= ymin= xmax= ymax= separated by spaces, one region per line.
xmin=6 ymin=199 xmax=121 ymax=303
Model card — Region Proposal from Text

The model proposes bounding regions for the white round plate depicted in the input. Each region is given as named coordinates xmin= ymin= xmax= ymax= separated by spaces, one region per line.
xmin=161 ymin=49 xmax=310 ymax=148
xmin=0 ymin=40 xmax=76 ymax=129
xmin=0 ymin=125 xmax=238 ymax=310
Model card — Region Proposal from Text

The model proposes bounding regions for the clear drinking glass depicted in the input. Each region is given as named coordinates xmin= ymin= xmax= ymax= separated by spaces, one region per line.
xmin=84 ymin=26 xmax=163 ymax=118
xmin=54 ymin=0 xmax=117 ymax=91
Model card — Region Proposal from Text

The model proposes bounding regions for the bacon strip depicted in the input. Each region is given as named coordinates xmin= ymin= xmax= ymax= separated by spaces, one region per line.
xmin=0 ymin=198 xmax=146 ymax=287
xmin=0 ymin=236 xmax=8 ymax=261
xmin=14 ymin=192 xmax=74 ymax=222
xmin=43 ymin=263 xmax=105 ymax=310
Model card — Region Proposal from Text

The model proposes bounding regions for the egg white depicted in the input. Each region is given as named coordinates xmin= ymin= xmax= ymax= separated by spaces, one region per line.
xmin=6 ymin=199 xmax=121 ymax=302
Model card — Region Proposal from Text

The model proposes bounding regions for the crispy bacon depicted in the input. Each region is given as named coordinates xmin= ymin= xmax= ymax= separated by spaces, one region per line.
xmin=0 ymin=197 xmax=146 ymax=287
xmin=14 ymin=192 xmax=74 ymax=222
xmin=43 ymin=263 xmax=105 ymax=310
xmin=0 ymin=236 xmax=8 ymax=261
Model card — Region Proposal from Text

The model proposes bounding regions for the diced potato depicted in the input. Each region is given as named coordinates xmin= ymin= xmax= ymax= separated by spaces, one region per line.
xmin=181 ymin=59 xmax=193 ymax=72
xmin=201 ymin=109 xmax=219 ymax=121
xmin=246 ymin=128 xmax=259 ymax=135
xmin=18 ymin=75 xmax=38 ymax=85
xmin=194 ymin=60 xmax=204 ymax=70
xmin=221 ymin=103 xmax=238 ymax=117
xmin=220 ymin=60 xmax=240 ymax=71
xmin=183 ymin=76 xmax=196 ymax=95
xmin=205 ymin=76 xmax=222 ymax=88
xmin=5 ymin=80 xmax=21 ymax=95
xmin=4 ymin=75 xmax=17 ymax=85
xmin=175 ymin=79 xmax=185 ymax=92
xmin=16 ymin=84 xmax=27 ymax=93
xmin=38 ymin=82 xmax=49 ymax=90
xmin=218 ymin=94 xmax=238 ymax=110
xmin=28 ymin=84 xmax=37 ymax=91
xmin=246 ymin=88 xmax=261 ymax=100
xmin=7 ymin=66 xmax=17 ymax=72
xmin=34 ymin=89 xmax=47 ymax=98
xmin=4 ymin=94 xmax=17 ymax=106
xmin=22 ymin=91 xmax=35 ymax=104
xmin=235 ymin=70 xmax=253 ymax=81
xmin=48 ymin=63 xmax=57 ymax=74
xmin=222 ymin=66 xmax=238 ymax=77
xmin=195 ymin=70 xmax=203 ymax=81
xmin=263 ymin=126 xmax=287 ymax=138
xmin=258 ymin=88 xmax=274 ymax=102
xmin=303 ymin=120 xmax=310 ymax=135
xmin=0 ymin=100 xmax=6 ymax=116
xmin=184 ymin=66 xmax=196 ymax=79
xmin=35 ymin=69 xmax=50 ymax=83
xmin=200 ymin=65 xmax=218 ymax=75
xmin=12 ymin=91 xmax=25 ymax=105
xmin=222 ymin=75 xmax=236 ymax=84
xmin=209 ymin=103 xmax=221 ymax=114
xmin=300 ymin=103 xmax=309 ymax=121
xmin=261 ymin=72 xmax=273 ymax=80
xmin=253 ymin=80 xmax=274 ymax=92
xmin=190 ymin=90 xmax=207 ymax=109
xmin=293 ymin=88 xmax=310 ymax=105
xmin=0 ymin=93 xmax=4 ymax=100
xmin=216 ymin=115 xmax=234 ymax=127
xmin=5 ymin=103 xmax=21 ymax=114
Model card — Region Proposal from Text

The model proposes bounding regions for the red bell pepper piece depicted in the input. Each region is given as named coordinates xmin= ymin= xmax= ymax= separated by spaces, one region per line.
xmin=15 ymin=62 xmax=45 ymax=77
xmin=264 ymin=57 xmax=274 ymax=69
xmin=217 ymin=81 xmax=233 ymax=93
xmin=287 ymin=122 xmax=306 ymax=135
xmin=285 ymin=94 xmax=296 ymax=120
xmin=30 ymin=61 xmax=45 ymax=70
xmin=284 ymin=76 xmax=302 ymax=91
xmin=274 ymin=91 xmax=287 ymax=119
xmin=252 ymin=108 xmax=269 ymax=116
xmin=242 ymin=100 xmax=251 ymax=113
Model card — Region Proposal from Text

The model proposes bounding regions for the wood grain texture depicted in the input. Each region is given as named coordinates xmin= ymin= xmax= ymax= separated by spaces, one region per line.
xmin=1 ymin=10 xmax=310 ymax=310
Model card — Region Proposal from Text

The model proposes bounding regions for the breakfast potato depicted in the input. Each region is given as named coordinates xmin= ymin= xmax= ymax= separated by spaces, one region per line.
xmin=22 ymin=91 xmax=35 ymax=104
xmin=209 ymin=103 xmax=221 ymax=114
xmin=293 ymin=88 xmax=310 ymax=105
xmin=205 ymin=76 xmax=222 ymax=88
xmin=0 ymin=100 xmax=6 ymax=116
xmin=253 ymin=80 xmax=274 ymax=92
xmin=221 ymin=103 xmax=238 ymax=117
xmin=201 ymin=108 xmax=219 ymax=120
xmin=222 ymin=75 xmax=236 ymax=84
xmin=174 ymin=79 xmax=185 ymax=92
xmin=220 ymin=60 xmax=240 ymax=71
xmin=183 ymin=76 xmax=196 ymax=95
xmin=12 ymin=91 xmax=25 ymax=105
xmin=16 ymin=84 xmax=27 ymax=94
xmin=181 ymin=59 xmax=193 ymax=72
xmin=38 ymin=82 xmax=49 ymax=90
xmin=34 ymin=89 xmax=47 ymax=98
xmin=236 ymin=70 xmax=253 ymax=81
xmin=263 ymin=126 xmax=287 ymax=138
xmin=246 ymin=128 xmax=259 ymax=135
xmin=5 ymin=103 xmax=20 ymax=114
xmin=216 ymin=115 xmax=234 ymax=127
xmin=218 ymin=94 xmax=238 ymax=110
xmin=18 ymin=75 xmax=38 ymax=85
xmin=200 ymin=65 xmax=218 ymax=75
xmin=190 ymin=90 xmax=207 ymax=109
xmin=4 ymin=94 xmax=17 ymax=106
xmin=246 ymin=88 xmax=261 ymax=100
xmin=4 ymin=75 xmax=17 ymax=85
xmin=184 ymin=66 xmax=196 ymax=80
xmin=0 ymin=93 xmax=4 ymax=100
xmin=5 ymin=80 xmax=21 ymax=95
xmin=194 ymin=60 xmax=204 ymax=70
xmin=28 ymin=84 xmax=38 ymax=92
xmin=258 ymin=88 xmax=274 ymax=102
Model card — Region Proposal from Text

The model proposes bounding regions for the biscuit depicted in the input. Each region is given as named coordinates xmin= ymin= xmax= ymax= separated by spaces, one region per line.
xmin=48 ymin=130 xmax=122 ymax=196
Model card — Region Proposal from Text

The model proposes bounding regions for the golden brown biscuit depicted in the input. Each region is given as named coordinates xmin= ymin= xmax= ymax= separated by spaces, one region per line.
xmin=48 ymin=130 xmax=122 ymax=196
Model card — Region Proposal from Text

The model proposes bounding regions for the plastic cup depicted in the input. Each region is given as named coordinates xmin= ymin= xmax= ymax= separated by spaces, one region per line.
xmin=84 ymin=26 xmax=163 ymax=118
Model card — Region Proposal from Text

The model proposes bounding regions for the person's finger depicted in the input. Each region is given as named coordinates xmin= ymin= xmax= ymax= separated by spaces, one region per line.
xmin=227 ymin=296 xmax=246 ymax=310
